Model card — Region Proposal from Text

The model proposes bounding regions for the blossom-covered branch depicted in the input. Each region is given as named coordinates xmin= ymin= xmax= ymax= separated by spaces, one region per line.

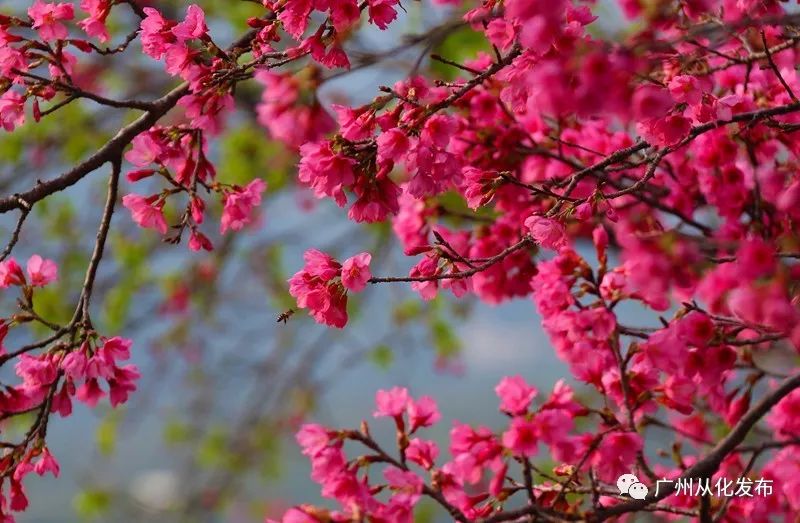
xmin=2 ymin=0 xmax=800 ymax=521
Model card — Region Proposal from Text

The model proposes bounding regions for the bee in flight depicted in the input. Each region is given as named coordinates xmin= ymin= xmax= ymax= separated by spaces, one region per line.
xmin=276 ymin=309 xmax=296 ymax=324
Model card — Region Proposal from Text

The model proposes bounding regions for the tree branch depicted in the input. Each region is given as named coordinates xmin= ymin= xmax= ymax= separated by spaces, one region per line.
xmin=0 ymin=83 xmax=188 ymax=215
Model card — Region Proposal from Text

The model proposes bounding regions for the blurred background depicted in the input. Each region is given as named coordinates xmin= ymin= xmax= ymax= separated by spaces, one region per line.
xmin=0 ymin=1 xmax=630 ymax=521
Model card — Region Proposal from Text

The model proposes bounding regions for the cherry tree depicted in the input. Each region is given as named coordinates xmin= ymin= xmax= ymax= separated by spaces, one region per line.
xmin=1 ymin=0 xmax=800 ymax=521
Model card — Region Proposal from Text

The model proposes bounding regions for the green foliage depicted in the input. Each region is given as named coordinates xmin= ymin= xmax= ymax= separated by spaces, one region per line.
xmin=29 ymin=285 xmax=71 ymax=333
xmin=162 ymin=420 xmax=193 ymax=446
xmin=432 ymin=27 xmax=490 ymax=81
xmin=393 ymin=299 xmax=423 ymax=325
xmin=196 ymin=425 xmax=233 ymax=469
xmin=60 ymin=105 xmax=110 ymax=162
xmin=95 ymin=410 xmax=123 ymax=457
xmin=219 ymin=124 xmax=292 ymax=190
xmin=250 ymin=424 xmax=283 ymax=480
xmin=426 ymin=298 xmax=463 ymax=360
xmin=438 ymin=190 xmax=497 ymax=224
xmin=194 ymin=0 xmax=263 ymax=27
xmin=430 ymin=317 xmax=461 ymax=360
xmin=95 ymin=412 xmax=120 ymax=457
xmin=0 ymin=102 xmax=108 ymax=165
xmin=414 ymin=500 xmax=437 ymax=523
xmin=369 ymin=344 xmax=394 ymax=370
xmin=263 ymin=244 xmax=296 ymax=311
xmin=101 ymin=234 xmax=151 ymax=331
xmin=38 ymin=197 xmax=78 ymax=242
xmin=73 ymin=488 xmax=112 ymax=521
xmin=0 ymin=131 xmax=25 ymax=163
xmin=393 ymin=297 xmax=463 ymax=360
xmin=102 ymin=280 xmax=138 ymax=333
xmin=4 ymin=412 xmax=35 ymax=438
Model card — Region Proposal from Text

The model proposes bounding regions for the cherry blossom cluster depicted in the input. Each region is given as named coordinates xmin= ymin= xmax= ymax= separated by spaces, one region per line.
xmin=288 ymin=250 xmax=372 ymax=328
xmin=273 ymin=0 xmax=800 ymax=520
xmin=0 ymin=255 xmax=137 ymax=519
xmin=281 ymin=380 xmax=640 ymax=523
xmin=3 ymin=0 xmax=800 ymax=520
xmin=122 ymin=126 xmax=266 ymax=251
xmin=0 ymin=1 xmax=415 ymax=516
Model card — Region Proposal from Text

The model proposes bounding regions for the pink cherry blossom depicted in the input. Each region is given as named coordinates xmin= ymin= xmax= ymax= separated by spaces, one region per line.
xmin=406 ymin=438 xmax=438 ymax=470
xmin=736 ymin=237 xmax=775 ymax=279
xmin=220 ymin=179 xmax=267 ymax=234
xmin=376 ymin=128 xmax=411 ymax=165
xmin=28 ymin=0 xmax=74 ymax=41
xmin=188 ymin=231 xmax=213 ymax=252
xmin=668 ymin=75 xmax=703 ymax=105
xmin=75 ymin=378 xmax=105 ymax=407
xmin=108 ymin=364 xmax=140 ymax=407
xmin=61 ymin=350 xmax=88 ymax=379
xmin=407 ymin=396 xmax=441 ymax=432
xmin=632 ymin=85 xmax=674 ymax=121
xmin=33 ymin=448 xmax=59 ymax=478
xmin=26 ymin=255 xmax=57 ymax=287
xmin=122 ymin=194 xmax=168 ymax=235
xmin=78 ymin=0 xmax=111 ymax=42
xmin=288 ymin=249 xmax=349 ymax=328
xmin=172 ymin=5 xmax=208 ymax=41
xmin=340 ymin=252 xmax=372 ymax=292
xmin=0 ymin=91 xmax=26 ymax=132
xmin=495 ymin=375 xmax=538 ymax=415
xmin=298 ymin=141 xmax=355 ymax=207
xmin=367 ymin=0 xmax=400 ymax=30
xmin=677 ymin=311 xmax=715 ymax=347
xmin=524 ymin=215 xmax=567 ymax=250
xmin=296 ymin=424 xmax=334 ymax=457
xmin=0 ymin=258 xmax=26 ymax=287
xmin=502 ymin=417 xmax=539 ymax=457
xmin=8 ymin=2 xmax=800 ymax=520
xmin=592 ymin=432 xmax=643 ymax=483
xmin=384 ymin=466 xmax=423 ymax=506
xmin=140 ymin=7 xmax=176 ymax=60
xmin=373 ymin=387 xmax=409 ymax=418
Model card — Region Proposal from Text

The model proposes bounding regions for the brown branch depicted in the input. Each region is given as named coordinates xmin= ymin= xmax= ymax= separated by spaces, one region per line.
xmin=603 ymin=149 xmax=668 ymax=199
xmin=0 ymin=199 xmax=31 ymax=262
xmin=368 ymin=237 xmax=532 ymax=283
xmin=0 ymin=83 xmax=188 ymax=215
xmin=75 ymin=156 xmax=121 ymax=326
xmin=414 ymin=44 xmax=522 ymax=125
xmin=430 ymin=53 xmax=482 ymax=75
xmin=759 ymin=30 xmax=799 ymax=103
xmin=15 ymin=70 xmax=155 ymax=111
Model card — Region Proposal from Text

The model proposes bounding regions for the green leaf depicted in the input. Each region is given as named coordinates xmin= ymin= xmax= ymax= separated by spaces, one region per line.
xmin=73 ymin=488 xmax=112 ymax=520
xmin=163 ymin=420 xmax=193 ymax=446
xmin=431 ymin=27 xmax=490 ymax=81
xmin=414 ymin=500 xmax=437 ymax=523
xmin=219 ymin=124 xmax=291 ymax=190
xmin=196 ymin=426 xmax=230 ymax=469
xmin=251 ymin=426 xmax=283 ymax=479
xmin=195 ymin=0 xmax=263 ymax=26
xmin=393 ymin=299 xmax=423 ymax=325
xmin=95 ymin=413 xmax=119 ymax=457
xmin=111 ymin=233 xmax=149 ymax=271
xmin=430 ymin=318 xmax=461 ymax=359
xmin=369 ymin=344 xmax=394 ymax=370
xmin=102 ymin=282 xmax=136 ymax=333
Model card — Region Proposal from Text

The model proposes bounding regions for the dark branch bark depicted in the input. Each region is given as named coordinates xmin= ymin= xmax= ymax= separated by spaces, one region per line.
xmin=0 ymin=83 xmax=188 ymax=215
